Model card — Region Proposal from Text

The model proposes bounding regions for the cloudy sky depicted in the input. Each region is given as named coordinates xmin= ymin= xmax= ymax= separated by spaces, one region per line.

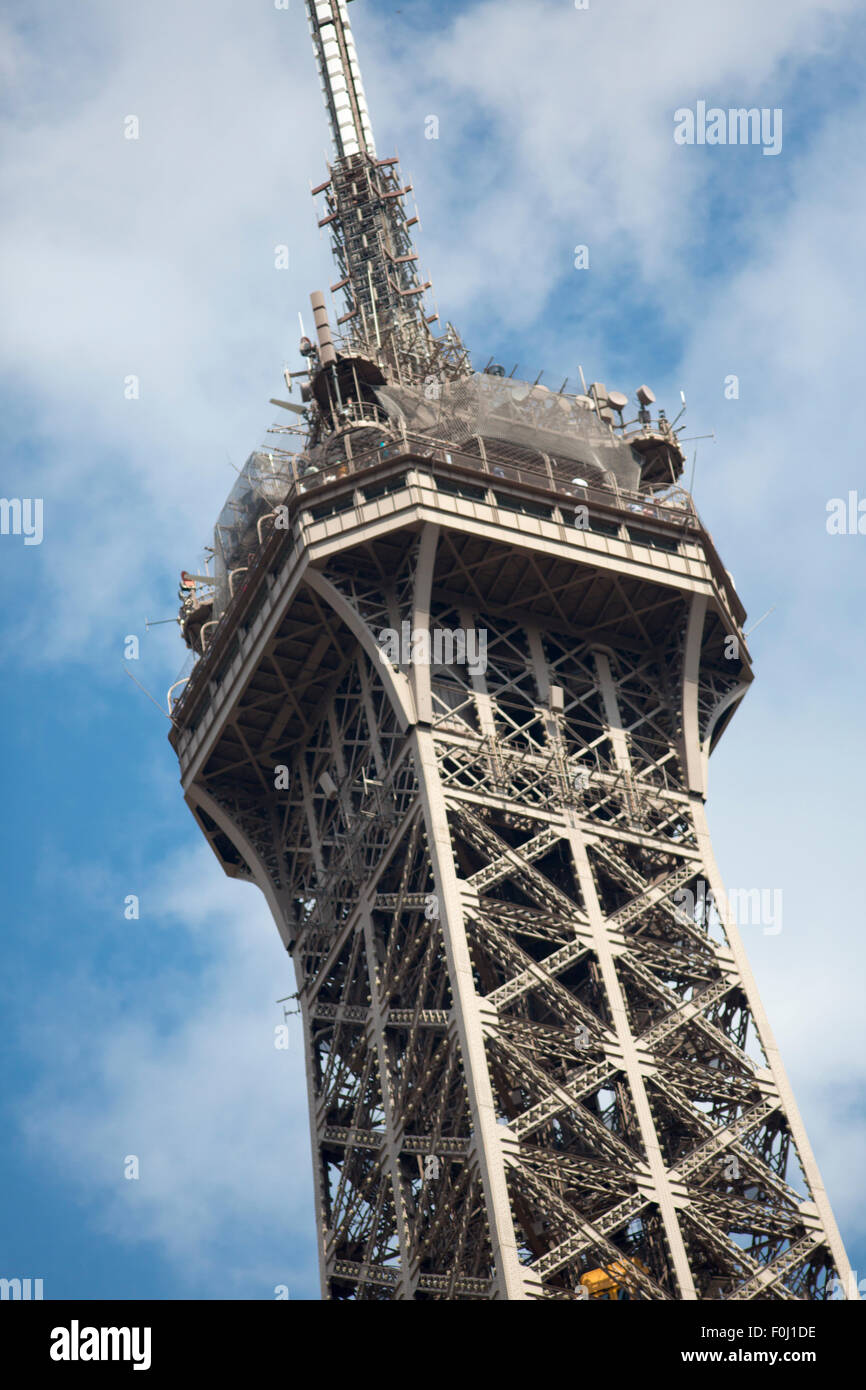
xmin=1 ymin=0 xmax=864 ymax=1299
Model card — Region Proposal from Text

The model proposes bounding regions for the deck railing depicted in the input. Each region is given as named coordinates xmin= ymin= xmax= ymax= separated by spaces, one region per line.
xmin=169 ymin=428 xmax=701 ymax=724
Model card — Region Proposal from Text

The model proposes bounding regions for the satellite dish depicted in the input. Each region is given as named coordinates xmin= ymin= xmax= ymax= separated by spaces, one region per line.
xmin=607 ymin=390 xmax=628 ymax=412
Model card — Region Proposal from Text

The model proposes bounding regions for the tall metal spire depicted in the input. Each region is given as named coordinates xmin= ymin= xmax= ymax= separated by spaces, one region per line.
xmin=303 ymin=0 xmax=469 ymax=390
xmin=307 ymin=0 xmax=376 ymax=161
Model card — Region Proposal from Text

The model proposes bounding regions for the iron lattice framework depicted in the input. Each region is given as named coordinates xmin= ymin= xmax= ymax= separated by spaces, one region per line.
xmin=169 ymin=0 xmax=856 ymax=1300
xmin=170 ymin=450 xmax=855 ymax=1300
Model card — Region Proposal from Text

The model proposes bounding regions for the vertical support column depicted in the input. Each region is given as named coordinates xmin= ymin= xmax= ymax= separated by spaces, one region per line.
xmin=406 ymin=519 xmax=530 ymax=1296
xmin=459 ymin=603 xmax=499 ymax=744
xmin=358 ymin=899 xmax=418 ymax=1298
xmin=556 ymin=644 xmax=698 ymax=1296
xmin=593 ymin=648 xmax=632 ymax=775
xmin=411 ymin=725 xmax=534 ymax=1299
xmin=528 ymin=626 xmax=570 ymax=797
xmin=410 ymin=523 xmax=438 ymax=726
xmin=564 ymin=817 xmax=699 ymax=1299
xmin=681 ymin=594 xmax=708 ymax=797
xmin=299 ymin=995 xmax=331 ymax=1301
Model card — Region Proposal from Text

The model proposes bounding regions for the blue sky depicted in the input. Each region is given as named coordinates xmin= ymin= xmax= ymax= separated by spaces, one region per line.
xmin=1 ymin=0 xmax=864 ymax=1300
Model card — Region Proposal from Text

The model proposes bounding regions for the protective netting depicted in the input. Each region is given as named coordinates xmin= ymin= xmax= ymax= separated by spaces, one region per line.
xmin=212 ymin=452 xmax=294 ymax=615
xmin=204 ymin=380 xmax=643 ymax=625
xmin=374 ymin=374 xmax=641 ymax=490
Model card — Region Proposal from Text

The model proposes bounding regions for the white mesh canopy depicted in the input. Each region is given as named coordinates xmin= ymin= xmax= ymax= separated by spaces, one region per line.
xmin=374 ymin=375 xmax=641 ymax=489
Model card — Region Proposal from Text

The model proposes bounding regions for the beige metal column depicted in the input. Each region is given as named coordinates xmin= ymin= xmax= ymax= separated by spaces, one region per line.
xmin=411 ymin=725 xmax=535 ymax=1298
xmin=548 ymin=643 xmax=698 ymax=1297
xmin=409 ymin=521 xmax=531 ymax=1298
xmin=358 ymin=899 xmax=418 ymax=1298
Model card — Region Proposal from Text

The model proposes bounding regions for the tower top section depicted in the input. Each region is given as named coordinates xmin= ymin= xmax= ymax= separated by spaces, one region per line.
xmin=306 ymin=0 xmax=376 ymax=161
xmin=301 ymin=0 xmax=470 ymax=395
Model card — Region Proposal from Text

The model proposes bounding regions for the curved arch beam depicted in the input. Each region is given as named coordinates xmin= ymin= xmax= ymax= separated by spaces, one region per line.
xmin=187 ymin=784 xmax=297 ymax=951
xmin=305 ymin=567 xmax=417 ymax=730
xmin=700 ymin=681 xmax=750 ymax=787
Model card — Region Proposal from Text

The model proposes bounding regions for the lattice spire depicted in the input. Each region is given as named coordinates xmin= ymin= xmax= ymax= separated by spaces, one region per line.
xmin=304 ymin=0 xmax=469 ymax=386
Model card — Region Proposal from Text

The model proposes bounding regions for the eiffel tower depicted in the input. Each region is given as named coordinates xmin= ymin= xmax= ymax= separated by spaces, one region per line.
xmin=169 ymin=0 xmax=856 ymax=1301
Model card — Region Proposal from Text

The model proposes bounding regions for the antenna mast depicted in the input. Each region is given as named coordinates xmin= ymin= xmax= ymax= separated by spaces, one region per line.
xmin=304 ymin=0 xmax=468 ymax=387
xmin=308 ymin=0 xmax=376 ymax=159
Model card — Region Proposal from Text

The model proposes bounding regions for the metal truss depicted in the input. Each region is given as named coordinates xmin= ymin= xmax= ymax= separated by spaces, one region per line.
xmin=171 ymin=459 xmax=857 ymax=1300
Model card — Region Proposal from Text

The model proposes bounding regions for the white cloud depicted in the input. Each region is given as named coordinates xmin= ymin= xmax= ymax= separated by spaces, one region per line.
xmin=356 ymin=0 xmax=861 ymax=337
xmin=16 ymin=846 xmax=317 ymax=1297
xmin=1 ymin=0 xmax=335 ymax=660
